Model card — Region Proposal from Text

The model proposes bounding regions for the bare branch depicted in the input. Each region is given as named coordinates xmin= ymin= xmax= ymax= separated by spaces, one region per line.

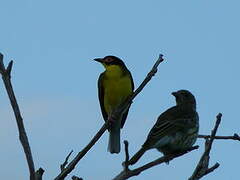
xmin=123 ymin=140 xmax=130 ymax=171
xmin=35 ymin=168 xmax=45 ymax=180
xmin=0 ymin=53 xmax=5 ymax=74
xmin=0 ymin=53 xmax=36 ymax=180
xmin=113 ymin=146 xmax=199 ymax=180
xmin=61 ymin=150 xmax=74 ymax=172
xmin=72 ymin=176 xmax=83 ymax=180
xmin=198 ymin=133 xmax=240 ymax=141
xmin=6 ymin=60 xmax=13 ymax=75
xmin=54 ymin=54 xmax=165 ymax=180
xmin=54 ymin=123 xmax=109 ymax=180
xmin=189 ymin=113 xmax=222 ymax=180
xmin=202 ymin=163 xmax=220 ymax=177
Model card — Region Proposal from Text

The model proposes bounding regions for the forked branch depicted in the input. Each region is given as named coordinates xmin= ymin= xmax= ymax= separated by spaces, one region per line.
xmin=113 ymin=142 xmax=199 ymax=180
xmin=0 ymin=53 xmax=36 ymax=180
xmin=189 ymin=113 xmax=222 ymax=180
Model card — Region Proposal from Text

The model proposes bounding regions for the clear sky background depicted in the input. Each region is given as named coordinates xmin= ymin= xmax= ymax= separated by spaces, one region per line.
xmin=0 ymin=0 xmax=239 ymax=180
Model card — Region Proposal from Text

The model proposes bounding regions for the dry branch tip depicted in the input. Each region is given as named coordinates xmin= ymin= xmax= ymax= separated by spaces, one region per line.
xmin=6 ymin=60 xmax=13 ymax=75
xmin=61 ymin=150 xmax=74 ymax=172
xmin=123 ymin=140 xmax=130 ymax=171
xmin=189 ymin=113 xmax=222 ymax=180
xmin=35 ymin=168 xmax=45 ymax=180
xmin=72 ymin=175 xmax=83 ymax=180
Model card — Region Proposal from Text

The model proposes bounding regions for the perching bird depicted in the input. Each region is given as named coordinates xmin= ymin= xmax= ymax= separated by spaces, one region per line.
xmin=128 ymin=90 xmax=199 ymax=165
xmin=94 ymin=56 xmax=134 ymax=154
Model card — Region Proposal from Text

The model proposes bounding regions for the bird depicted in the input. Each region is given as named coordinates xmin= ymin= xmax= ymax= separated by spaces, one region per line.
xmin=94 ymin=55 xmax=134 ymax=154
xmin=128 ymin=90 xmax=199 ymax=165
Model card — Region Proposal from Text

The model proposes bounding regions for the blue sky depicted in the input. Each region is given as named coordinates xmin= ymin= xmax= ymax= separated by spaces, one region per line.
xmin=0 ymin=0 xmax=239 ymax=179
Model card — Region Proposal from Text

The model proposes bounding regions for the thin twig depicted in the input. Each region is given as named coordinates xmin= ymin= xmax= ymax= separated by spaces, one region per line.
xmin=61 ymin=150 xmax=74 ymax=172
xmin=123 ymin=140 xmax=130 ymax=171
xmin=72 ymin=176 xmax=83 ymax=180
xmin=202 ymin=163 xmax=220 ymax=176
xmin=198 ymin=133 xmax=240 ymax=141
xmin=0 ymin=53 xmax=36 ymax=180
xmin=113 ymin=146 xmax=199 ymax=180
xmin=54 ymin=54 xmax=165 ymax=180
xmin=189 ymin=113 xmax=222 ymax=180
xmin=35 ymin=168 xmax=45 ymax=180
xmin=54 ymin=123 xmax=109 ymax=180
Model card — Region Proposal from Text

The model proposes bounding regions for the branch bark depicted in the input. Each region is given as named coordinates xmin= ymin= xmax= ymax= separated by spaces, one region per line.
xmin=72 ymin=176 xmax=83 ymax=180
xmin=61 ymin=150 xmax=74 ymax=172
xmin=198 ymin=133 xmax=240 ymax=141
xmin=35 ymin=168 xmax=45 ymax=180
xmin=0 ymin=53 xmax=36 ymax=180
xmin=188 ymin=113 xmax=222 ymax=180
xmin=54 ymin=123 xmax=109 ymax=180
xmin=123 ymin=140 xmax=130 ymax=171
xmin=113 ymin=145 xmax=199 ymax=180
xmin=54 ymin=54 xmax=165 ymax=180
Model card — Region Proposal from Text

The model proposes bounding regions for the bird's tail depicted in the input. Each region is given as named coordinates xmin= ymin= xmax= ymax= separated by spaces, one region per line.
xmin=108 ymin=125 xmax=121 ymax=154
xmin=128 ymin=147 xmax=146 ymax=165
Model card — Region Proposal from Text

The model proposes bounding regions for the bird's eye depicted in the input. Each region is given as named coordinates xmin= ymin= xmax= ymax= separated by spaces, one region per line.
xmin=106 ymin=58 xmax=112 ymax=62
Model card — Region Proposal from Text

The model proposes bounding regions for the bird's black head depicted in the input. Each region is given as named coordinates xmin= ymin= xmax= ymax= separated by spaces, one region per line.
xmin=172 ymin=90 xmax=196 ymax=108
xmin=94 ymin=55 xmax=126 ymax=68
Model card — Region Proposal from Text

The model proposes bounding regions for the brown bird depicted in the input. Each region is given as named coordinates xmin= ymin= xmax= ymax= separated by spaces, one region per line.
xmin=128 ymin=90 xmax=199 ymax=164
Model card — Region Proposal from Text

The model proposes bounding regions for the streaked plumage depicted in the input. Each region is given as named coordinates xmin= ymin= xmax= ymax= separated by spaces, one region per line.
xmin=95 ymin=56 xmax=134 ymax=154
xmin=128 ymin=90 xmax=199 ymax=165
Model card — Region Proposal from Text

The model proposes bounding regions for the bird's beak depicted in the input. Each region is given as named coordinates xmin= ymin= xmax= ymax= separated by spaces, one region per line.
xmin=94 ymin=58 xmax=104 ymax=63
xmin=171 ymin=92 xmax=178 ymax=97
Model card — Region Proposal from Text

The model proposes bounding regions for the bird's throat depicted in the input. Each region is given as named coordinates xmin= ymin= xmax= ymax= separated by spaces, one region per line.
xmin=104 ymin=65 xmax=124 ymax=78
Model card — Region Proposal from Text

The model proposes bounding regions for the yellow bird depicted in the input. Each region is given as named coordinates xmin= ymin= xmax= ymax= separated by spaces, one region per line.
xmin=94 ymin=56 xmax=134 ymax=154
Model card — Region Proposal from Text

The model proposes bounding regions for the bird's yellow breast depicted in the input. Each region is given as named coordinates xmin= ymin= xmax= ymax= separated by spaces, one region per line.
xmin=103 ymin=65 xmax=133 ymax=114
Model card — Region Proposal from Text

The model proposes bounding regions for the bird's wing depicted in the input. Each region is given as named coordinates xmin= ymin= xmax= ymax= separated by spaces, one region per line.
xmin=143 ymin=106 xmax=196 ymax=148
xmin=98 ymin=73 xmax=108 ymax=122
xmin=121 ymin=69 xmax=135 ymax=128
xmin=129 ymin=70 xmax=135 ymax=91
